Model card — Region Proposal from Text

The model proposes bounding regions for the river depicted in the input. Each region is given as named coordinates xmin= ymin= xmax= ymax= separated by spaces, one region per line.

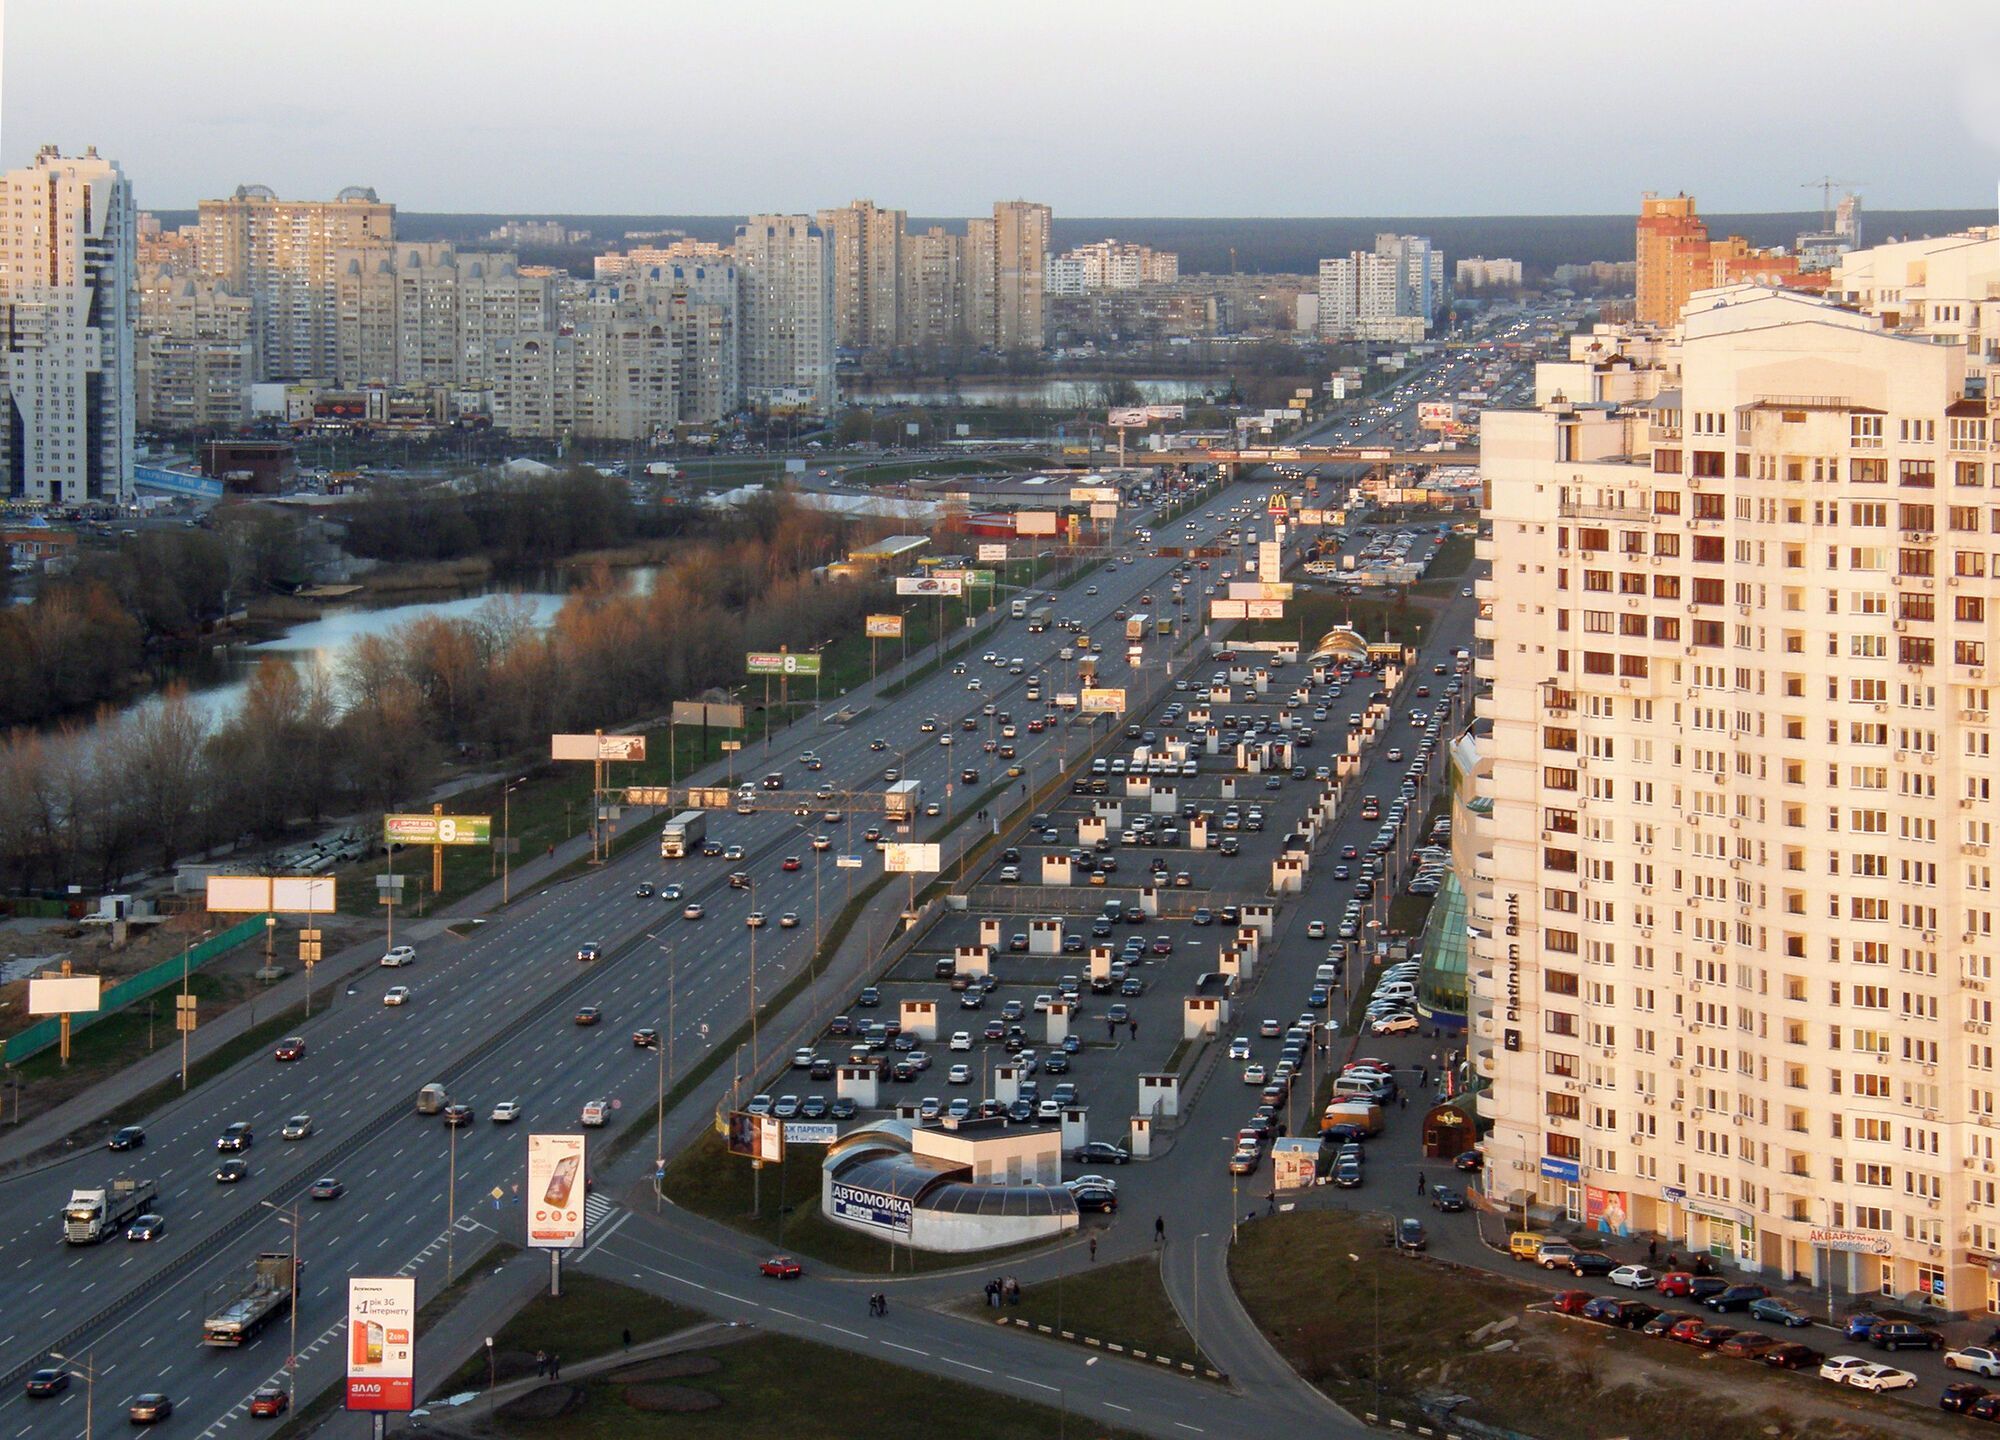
xmin=840 ymin=376 xmax=1228 ymax=407
xmin=126 ymin=567 xmax=658 ymax=733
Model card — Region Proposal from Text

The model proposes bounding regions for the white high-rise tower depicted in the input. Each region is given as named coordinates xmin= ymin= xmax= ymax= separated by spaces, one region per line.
xmin=0 ymin=145 xmax=137 ymax=505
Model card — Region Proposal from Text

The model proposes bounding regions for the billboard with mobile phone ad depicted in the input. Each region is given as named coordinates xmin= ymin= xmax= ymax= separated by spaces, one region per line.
xmin=345 ymin=1277 xmax=415 ymax=1411
xmin=526 ymin=1134 xmax=587 ymax=1248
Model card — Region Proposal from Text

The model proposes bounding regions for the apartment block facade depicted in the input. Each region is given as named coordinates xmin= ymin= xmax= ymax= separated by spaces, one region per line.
xmin=1470 ymin=284 xmax=2000 ymax=1314
xmin=817 ymin=199 xmax=905 ymax=354
xmin=733 ymin=214 xmax=835 ymax=411
xmin=1317 ymin=233 xmax=1443 ymax=342
xmin=0 ymin=145 xmax=136 ymax=505
xmin=135 ymin=271 xmax=253 ymax=431
xmin=195 ymin=186 xmax=394 ymax=382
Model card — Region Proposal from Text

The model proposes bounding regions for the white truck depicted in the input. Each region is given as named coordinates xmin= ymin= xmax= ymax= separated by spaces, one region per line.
xmin=660 ymin=809 xmax=706 ymax=859
xmin=1010 ymin=598 xmax=1028 ymax=619
xmin=883 ymin=778 xmax=923 ymax=826
xmin=63 ymin=1176 xmax=158 ymax=1244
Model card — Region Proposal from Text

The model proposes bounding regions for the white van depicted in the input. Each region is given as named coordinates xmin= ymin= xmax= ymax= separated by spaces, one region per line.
xmin=1315 ymin=963 xmax=1339 ymax=986
xmin=1333 ymin=1073 xmax=1391 ymax=1101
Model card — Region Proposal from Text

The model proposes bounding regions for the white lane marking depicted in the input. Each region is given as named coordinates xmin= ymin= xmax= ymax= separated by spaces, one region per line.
xmin=1104 ymin=1401 xmax=1133 ymax=1412
xmin=1174 ymin=1425 xmax=1205 ymax=1433
xmin=881 ymin=1341 xmax=929 ymax=1357
xmin=1012 ymin=1376 xmax=1060 ymax=1393
xmin=944 ymin=1357 xmax=992 ymax=1374
xmin=820 ymin=1322 xmax=866 ymax=1338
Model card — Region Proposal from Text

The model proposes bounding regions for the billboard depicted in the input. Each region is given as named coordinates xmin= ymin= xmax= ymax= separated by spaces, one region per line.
xmin=551 ymin=733 xmax=648 ymax=763
xmin=1245 ymin=600 xmax=1286 ymax=619
xmin=865 ymin=614 xmax=904 ymax=639
xmin=384 ymin=814 xmax=491 ymax=846
xmin=671 ymin=700 xmax=744 ymax=728
xmin=784 ymin=1121 xmax=839 ymax=1145
xmin=829 ymin=1178 xmax=913 ymax=1236
xmin=204 ymin=876 xmax=337 ymax=914
xmin=1272 ymin=1137 xmax=1318 ymax=1191
xmin=977 ymin=543 xmax=1008 ymax=562
xmin=881 ymin=842 xmax=942 ymax=874
xmin=525 ymin=1134 xmax=588 ymax=1249
xmin=345 ymin=1277 xmax=416 ymax=1412
xmin=1808 ymin=1226 xmax=1894 ymax=1256
xmin=1107 ymin=407 xmax=1150 ymax=427
xmin=1418 ymin=401 xmax=1457 ymax=429
xmin=1258 ymin=541 xmax=1282 ymax=576
xmin=1143 ymin=404 xmax=1186 ymax=422
xmin=747 ymin=652 xmax=822 ymax=677
xmin=896 ymin=575 xmax=963 ymax=597
xmin=1209 ymin=599 xmax=1247 ymax=619
xmin=726 ymin=1110 xmax=784 ymax=1163
xmin=1079 ymin=687 xmax=1127 ymax=715
xmin=27 ymin=976 xmax=101 ymax=1016
xmin=1089 ymin=503 xmax=1118 ymax=520
xmin=1015 ymin=510 xmax=1059 ymax=537
xmin=1070 ymin=486 xmax=1119 ymax=504
xmin=1229 ymin=582 xmax=1294 ymax=602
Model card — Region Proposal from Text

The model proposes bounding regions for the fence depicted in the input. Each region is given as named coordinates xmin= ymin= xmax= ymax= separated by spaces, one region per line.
xmin=2 ymin=915 xmax=270 ymax=1065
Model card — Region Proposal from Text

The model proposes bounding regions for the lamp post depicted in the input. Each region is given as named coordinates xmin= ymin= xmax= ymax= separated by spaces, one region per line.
xmin=47 ymin=1349 xmax=95 ymax=1438
xmin=1348 ymin=1252 xmax=1382 ymax=1415
xmin=502 ymin=777 xmax=526 ymax=904
xmin=746 ymin=878 xmax=760 ymax=1079
xmin=446 ymin=1115 xmax=460 ymax=1284
xmin=260 ymin=1199 xmax=303 ymax=1412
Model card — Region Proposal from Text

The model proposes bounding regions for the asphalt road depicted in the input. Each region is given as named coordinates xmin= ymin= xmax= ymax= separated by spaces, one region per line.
xmin=0 ymin=474 xmax=1260 ymax=1435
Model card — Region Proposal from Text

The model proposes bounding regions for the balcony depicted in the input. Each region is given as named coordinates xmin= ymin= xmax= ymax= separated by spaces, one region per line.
xmin=1557 ymin=500 xmax=1656 ymax=523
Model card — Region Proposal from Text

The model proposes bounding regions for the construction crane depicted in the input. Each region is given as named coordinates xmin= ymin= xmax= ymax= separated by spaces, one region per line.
xmin=1802 ymin=176 xmax=1864 ymax=234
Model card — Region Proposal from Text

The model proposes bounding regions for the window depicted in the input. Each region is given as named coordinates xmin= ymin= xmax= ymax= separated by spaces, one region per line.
xmin=1901 ymin=460 xmax=1937 ymax=488
xmin=1692 ymin=451 xmax=1726 ymax=478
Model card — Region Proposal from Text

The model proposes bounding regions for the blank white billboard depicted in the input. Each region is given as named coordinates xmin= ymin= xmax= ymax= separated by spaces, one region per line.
xmin=27 ymin=976 xmax=101 ymax=1016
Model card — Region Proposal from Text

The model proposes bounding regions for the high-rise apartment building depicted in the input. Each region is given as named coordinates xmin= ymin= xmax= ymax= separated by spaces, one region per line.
xmin=1636 ymin=193 xmax=1826 ymax=327
xmin=135 ymin=270 xmax=253 ymax=431
xmin=901 ymin=226 xmax=966 ymax=352
xmin=816 ymin=200 xmax=905 ymax=354
xmin=0 ymin=145 xmax=137 ymax=505
xmin=1045 ymin=239 xmax=1180 ymax=296
xmin=1470 ymin=282 xmax=2000 ymax=1312
xmin=733 ymin=215 xmax=834 ymax=410
xmin=196 ymin=185 xmax=395 ymax=382
xmin=992 ymin=200 xmax=1051 ymax=351
xmin=1834 ymin=227 xmax=2000 ymax=385
xmin=1316 ymin=233 xmax=1441 ymax=342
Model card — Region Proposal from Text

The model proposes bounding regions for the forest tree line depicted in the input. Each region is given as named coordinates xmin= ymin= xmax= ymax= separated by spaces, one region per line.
xmin=0 ymin=499 xmax=881 ymax=893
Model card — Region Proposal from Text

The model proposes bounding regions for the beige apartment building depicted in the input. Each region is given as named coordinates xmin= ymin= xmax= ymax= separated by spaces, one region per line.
xmin=816 ymin=199 xmax=905 ymax=354
xmin=992 ymin=200 xmax=1051 ymax=352
xmin=135 ymin=271 xmax=253 ymax=431
xmin=1470 ymin=283 xmax=2000 ymax=1314
xmin=195 ymin=186 xmax=394 ymax=382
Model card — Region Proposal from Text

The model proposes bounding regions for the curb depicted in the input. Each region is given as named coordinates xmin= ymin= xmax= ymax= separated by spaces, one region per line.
xmin=992 ymin=1313 xmax=1228 ymax=1384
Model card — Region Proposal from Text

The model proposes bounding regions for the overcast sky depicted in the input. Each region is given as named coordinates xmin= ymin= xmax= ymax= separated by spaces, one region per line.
xmin=6 ymin=0 xmax=1997 ymax=216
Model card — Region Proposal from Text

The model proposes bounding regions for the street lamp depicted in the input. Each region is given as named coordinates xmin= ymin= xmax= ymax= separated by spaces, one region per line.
xmin=1348 ymin=1252 xmax=1382 ymax=1415
xmin=445 ymin=1115 xmax=460 ymax=1284
xmin=502 ymin=777 xmax=526 ymax=904
xmin=260 ymin=1199 xmax=303 ymax=1412
xmin=47 ymin=1349 xmax=96 ymax=1438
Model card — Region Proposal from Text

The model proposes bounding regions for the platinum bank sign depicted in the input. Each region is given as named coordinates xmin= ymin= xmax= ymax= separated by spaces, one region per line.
xmin=1503 ymin=892 xmax=1523 ymax=1052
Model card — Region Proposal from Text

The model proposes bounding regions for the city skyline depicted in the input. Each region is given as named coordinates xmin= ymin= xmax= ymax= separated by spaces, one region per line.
xmin=5 ymin=1 xmax=1997 ymax=216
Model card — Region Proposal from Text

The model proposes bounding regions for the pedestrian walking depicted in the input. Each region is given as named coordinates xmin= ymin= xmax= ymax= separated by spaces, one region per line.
xmin=1128 ymin=1018 xmax=1138 ymax=1040
xmin=622 ymin=1327 xmax=632 ymax=1352
xmin=985 ymin=1279 xmax=999 ymax=1308
xmin=1647 ymin=1238 xmax=1658 ymax=1264
xmin=535 ymin=1350 xmax=548 ymax=1378
xmin=1416 ymin=1171 xmax=1426 ymax=1196
xmin=1665 ymin=1251 xmax=1678 ymax=1272
xmin=551 ymin=1354 xmax=561 ymax=1380
xmin=1155 ymin=1215 xmax=1166 ymax=1244
xmin=1088 ymin=1235 xmax=1098 ymax=1263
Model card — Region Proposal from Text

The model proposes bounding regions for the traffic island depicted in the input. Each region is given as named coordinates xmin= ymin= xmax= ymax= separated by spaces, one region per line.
xmin=957 ymin=1255 xmax=1223 ymax=1380
xmin=1229 ymin=1209 xmax=1924 ymax=1440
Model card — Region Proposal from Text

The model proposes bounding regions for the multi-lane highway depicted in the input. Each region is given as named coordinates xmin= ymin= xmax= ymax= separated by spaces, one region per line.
xmin=0 ymin=468 xmax=1263 ymax=1434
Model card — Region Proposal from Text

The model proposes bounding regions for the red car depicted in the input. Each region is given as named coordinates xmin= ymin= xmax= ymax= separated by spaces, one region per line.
xmin=273 ymin=1036 xmax=305 ymax=1062
xmin=249 ymin=1386 xmax=289 ymax=1418
xmin=759 ymin=1254 xmax=803 ymax=1279
xmin=1552 ymin=1290 xmax=1592 ymax=1315
xmin=1656 ymin=1271 xmax=1698 ymax=1297
xmin=782 ymin=856 xmax=802 ymax=872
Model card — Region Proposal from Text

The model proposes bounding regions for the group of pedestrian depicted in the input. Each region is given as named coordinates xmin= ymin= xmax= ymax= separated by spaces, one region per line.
xmin=867 ymin=1291 xmax=889 ymax=1317
xmin=983 ymin=1276 xmax=1022 ymax=1308
xmin=533 ymin=1350 xmax=562 ymax=1379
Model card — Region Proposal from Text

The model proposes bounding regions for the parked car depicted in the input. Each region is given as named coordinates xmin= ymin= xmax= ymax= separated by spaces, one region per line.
xmin=1759 ymin=1341 xmax=1825 ymax=1371
xmin=1947 ymin=1345 xmax=2000 ymax=1377
xmin=1702 ymin=1283 xmax=1772 ymax=1313
xmin=1870 ymin=1322 xmax=1945 ymax=1352
xmin=1942 ymin=1382 xmax=1995 ymax=1414
xmin=1747 ymin=1296 xmax=1812 ymax=1328
xmin=1607 ymin=1264 xmax=1657 ymax=1290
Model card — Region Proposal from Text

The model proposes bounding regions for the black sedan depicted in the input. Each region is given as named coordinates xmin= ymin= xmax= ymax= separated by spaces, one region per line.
xmin=1072 ymin=1141 xmax=1130 ymax=1165
xmin=107 ymin=1125 xmax=145 ymax=1151
xmin=215 ymin=1158 xmax=249 ymax=1184
xmin=23 ymin=1368 xmax=68 ymax=1397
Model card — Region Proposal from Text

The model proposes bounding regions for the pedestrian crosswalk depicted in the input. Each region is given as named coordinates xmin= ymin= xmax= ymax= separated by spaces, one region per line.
xmin=585 ymin=1192 xmax=619 ymax=1233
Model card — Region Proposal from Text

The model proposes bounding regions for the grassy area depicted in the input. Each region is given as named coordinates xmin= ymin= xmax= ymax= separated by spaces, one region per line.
xmin=493 ymin=1326 xmax=1146 ymax=1439
xmin=977 ymin=1255 xmax=1207 ymax=1368
xmin=1411 ymin=532 xmax=1475 ymax=594
xmin=13 ymin=969 xmax=237 ymax=1083
xmin=661 ymin=1129 xmax=1056 ymax=1276
xmin=1231 ymin=1210 xmax=1895 ymax=1440
xmin=440 ymin=1270 xmax=702 ymax=1392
